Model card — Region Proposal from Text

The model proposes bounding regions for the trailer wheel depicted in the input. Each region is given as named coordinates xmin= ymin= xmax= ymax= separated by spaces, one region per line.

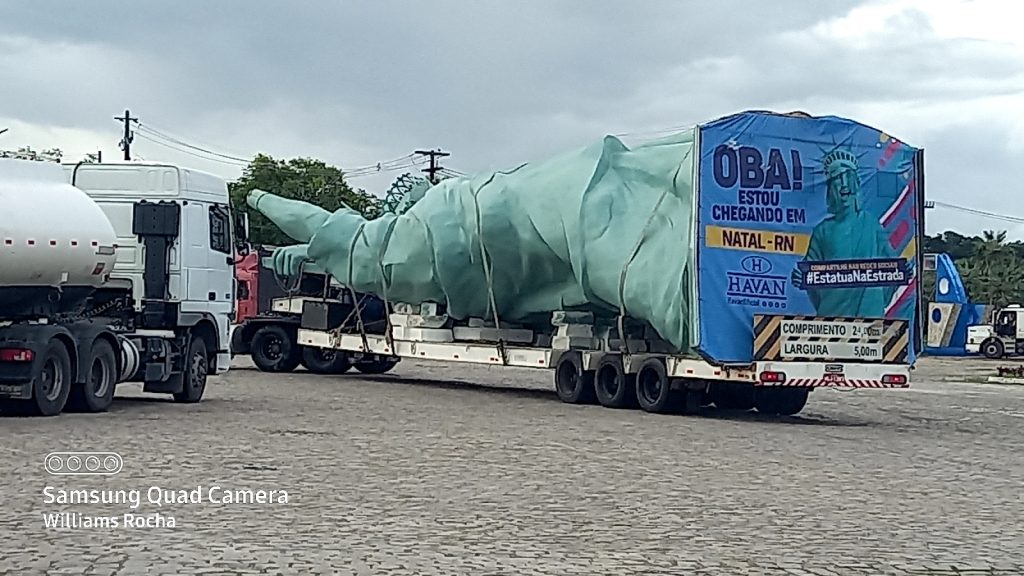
xmin=67 ymin=339 xmax=117 ymax=413
xmin=301 ymin=346 xmax=351 ymax=374
xmin=25 ymin=339 xmax=73 ymax=417
xmin=635 ymin=357 xmax=674 ymax=413
xmin=173 ymin=338 xmax=208 ymax=403
xmin=754 ymin=387 xmax=809 ymax=416
xmin=595 ymin=355 xmax=636 ymax=409
xmin=709 ymin=383 xmax=755 ymax=411
xmin=251 ymin=325 xmax=300 ymax=372
xmin=354 ymin=357 xmax=399 ymax=374
xmin=554 ymin=351 xmax=595 ymax=404
xmin=982 ymin=338 xmax=1005 ymax=359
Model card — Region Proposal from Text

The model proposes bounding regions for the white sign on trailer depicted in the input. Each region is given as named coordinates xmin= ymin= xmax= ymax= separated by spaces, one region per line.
xmin=779 ymin=319 xmax=883 ymax=340
xmin=780 ymin=340 xmax=885 ymax=360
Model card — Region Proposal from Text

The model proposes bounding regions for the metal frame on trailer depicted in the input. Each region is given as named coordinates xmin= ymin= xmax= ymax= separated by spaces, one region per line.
xmin=295 ymin=328 xmax=911 ymax=389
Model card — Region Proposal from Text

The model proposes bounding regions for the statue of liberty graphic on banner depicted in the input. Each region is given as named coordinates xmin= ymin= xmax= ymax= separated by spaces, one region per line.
xmin=790 ymin=147 xmax=912 ymax=318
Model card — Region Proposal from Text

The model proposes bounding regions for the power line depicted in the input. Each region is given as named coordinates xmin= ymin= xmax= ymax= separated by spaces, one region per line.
xmin=931 ymin=200 xmax=1024 ymax=224
xmin=136 ymin=123 xmax=249 ymax=163
xmin=134 ymin=132 xmax=249 ymax=166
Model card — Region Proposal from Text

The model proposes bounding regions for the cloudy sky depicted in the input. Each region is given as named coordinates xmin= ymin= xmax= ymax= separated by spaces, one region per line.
xmin=1 ymin=0 xmax=1021 ymax=237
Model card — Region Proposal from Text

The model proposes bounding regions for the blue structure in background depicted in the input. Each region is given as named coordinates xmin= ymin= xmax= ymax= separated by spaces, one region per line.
xmin=924 ymin=253 xmax=992 ymax=356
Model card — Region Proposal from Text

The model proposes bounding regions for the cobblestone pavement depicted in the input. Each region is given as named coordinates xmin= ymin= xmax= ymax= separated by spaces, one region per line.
xmin=1 ymin=357 xmax=1023 ymax=575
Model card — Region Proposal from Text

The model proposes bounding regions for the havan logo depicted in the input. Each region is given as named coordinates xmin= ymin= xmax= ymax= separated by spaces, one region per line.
xmin=727 ymin=256 xmax=786 ymax=303
xmin=741 ymin=255 xmax=773 ymax=275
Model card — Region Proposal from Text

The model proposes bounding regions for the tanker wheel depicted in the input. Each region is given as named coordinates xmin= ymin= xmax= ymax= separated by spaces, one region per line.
xmin=595 ymin=355 xmax=636 ymax=409
xmin=301 ymin=346 xmax=351 ymax=374
xmin=354 ymin=357 xmax=399 ymax=374
xmin=66 ymin=339 xmax=117 ymax=413
xmin=251 ymin=325 xmax=301 ymax=373
xmin=554 ymin=351 xmax=595 ymax=404
xmin=16 ymin=339 xmax=73 ymax=417
xmin=754 ymin=387 xmax=809 ymax=416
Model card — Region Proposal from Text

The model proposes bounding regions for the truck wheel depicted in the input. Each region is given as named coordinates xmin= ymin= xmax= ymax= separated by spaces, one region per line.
xmin=754 ymin=387 xmax=809 ymax=416
xmin=595 ymin=355 xmax=636 ymax=409
xmin=301 ymin=346 xmax=351 ymax=374
xmin=251 ymin=325 xmax=300 ymax=372
xmin=169 ymin=338 xmax=207 ymax=401
xmin=635 ymin=357 xmax=674 ymax=413
xmin=27 ymin=340 xmax=73 ymax=416
xmin=709 ymin=383 xmax=755 ymax=411
xmin=982 ymin=338 xmax=1005 ymax=359
xmin=173 ymin=338 xmax=208 ymax=403
xmin=67 ymin=339 xmax=117 ymax=413
xmin=354 ymin=357 xmax=399 ymax=374
xmin=553 ymin=351 xmax=595 ymax=404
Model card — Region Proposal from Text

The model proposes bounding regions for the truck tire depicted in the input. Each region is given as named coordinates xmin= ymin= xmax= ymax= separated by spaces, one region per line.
xmin=173 ymin=337 xmax=208 ymax=403
xmin=354 ymin=357 xmax=399 ymax=374
xmin=27 ymin=339 xmax=73 ymax=416
xmin=754 ymin=387 xmax=809 ymax=416
xmin=66 ymin=339 xmax=117 ymax=413
xmin=554 ymin=351 xmax=595 ymax=404
xmin=635 ymin=357 xmax=675 ymax=414
xmin=251 ymin=325 xmax=301 ymax=372
xmin=301 ymin=346 xmax=351 ymax=374
xmin=595 ymin=355 xmax=636 ymax=409
xmin=982 ymin=338 xmax=1005 ymax=359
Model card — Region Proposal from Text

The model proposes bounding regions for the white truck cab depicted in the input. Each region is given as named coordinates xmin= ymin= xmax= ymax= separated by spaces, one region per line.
xmin=64 ymin=162 xmax=235 ymax=374
xmin=966 ymin=304 xmax=1024 ymax=359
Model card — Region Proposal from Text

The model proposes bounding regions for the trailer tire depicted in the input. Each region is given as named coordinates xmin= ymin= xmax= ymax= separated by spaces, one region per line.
xmin=554 ymin=351 xmax=595 ymax=404
xmin=754 ymin=387 xmax=809 ymax=416
xmin=170 ymin=338 xmax=208 ymax=403
xmin=251 ymin=325 xmax=301 ymax=372
xmin=302 ymin=346 xmax=351 ymax=374
xmin=982 ymin=338 xmax=1005 ymax=359
xmin=66 ymin=339 xmax=117 ymax=413
xmin=25 ymin=339 xmax=73 ymax=417
xmin=595 ymin=355 xmax=636 ymax=409
xmin=635 ymin=357 xmax=674 ymax=413
xmin=354 ymin=357 xmax=399 ymax=374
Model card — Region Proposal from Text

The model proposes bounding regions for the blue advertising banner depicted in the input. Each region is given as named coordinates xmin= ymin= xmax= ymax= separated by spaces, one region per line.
xmin=696 ymin=112 xmax=921 ymax=363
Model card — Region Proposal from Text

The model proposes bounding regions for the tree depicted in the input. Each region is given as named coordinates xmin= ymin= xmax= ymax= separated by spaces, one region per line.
xmin=228 ymin=154 xmax=382 ymax=246
xmin=923 ymin=229 xmax=1024 ymax=307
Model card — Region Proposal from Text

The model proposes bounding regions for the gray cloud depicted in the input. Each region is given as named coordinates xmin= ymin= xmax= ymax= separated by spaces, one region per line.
xmin=1 ymin=1 xmax=1021 ymax=236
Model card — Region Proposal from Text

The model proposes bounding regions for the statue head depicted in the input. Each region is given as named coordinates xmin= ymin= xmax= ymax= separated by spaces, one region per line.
xmin=822 ymin=148 xmax=862 ymax=216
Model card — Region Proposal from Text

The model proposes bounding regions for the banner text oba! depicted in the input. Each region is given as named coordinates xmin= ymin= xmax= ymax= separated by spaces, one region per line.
xmin=711 ymin=145 xmax=807 ymax=225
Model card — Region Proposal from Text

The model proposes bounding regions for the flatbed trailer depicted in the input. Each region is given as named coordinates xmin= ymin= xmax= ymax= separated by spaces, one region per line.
xmin=286 ymin=297 xmax=910 ymax=417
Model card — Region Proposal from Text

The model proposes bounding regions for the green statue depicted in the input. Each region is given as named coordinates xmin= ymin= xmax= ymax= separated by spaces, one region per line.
xmin=790 ymin=148 xmax=900 ymax=317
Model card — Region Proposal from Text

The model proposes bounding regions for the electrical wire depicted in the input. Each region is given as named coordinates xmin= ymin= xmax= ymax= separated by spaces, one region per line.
xmin=930 ymin=201 xmax=1024 ymax=224
xmin=134 ymin=122 xmax=429 ymax=177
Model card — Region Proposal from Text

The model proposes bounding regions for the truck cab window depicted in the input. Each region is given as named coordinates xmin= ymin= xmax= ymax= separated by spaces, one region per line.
xmin=209 ymin=204 xmax=232 ymax=255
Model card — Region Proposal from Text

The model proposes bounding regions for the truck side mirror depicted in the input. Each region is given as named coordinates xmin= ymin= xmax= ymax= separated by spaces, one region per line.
xmin=234 ymin=211 xmax=250 ymax=247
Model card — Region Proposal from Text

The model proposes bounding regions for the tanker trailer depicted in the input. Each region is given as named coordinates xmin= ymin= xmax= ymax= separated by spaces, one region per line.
xmin=0 ymin=157 xmax=234 ymax=416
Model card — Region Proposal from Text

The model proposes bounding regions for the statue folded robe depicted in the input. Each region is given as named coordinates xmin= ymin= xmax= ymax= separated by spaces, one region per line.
xmin=247 ymin=130 xmax=698 ymax=352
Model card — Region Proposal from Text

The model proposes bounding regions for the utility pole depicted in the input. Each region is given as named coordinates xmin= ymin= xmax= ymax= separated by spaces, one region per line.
xmin=114 ymin=109 xmax=138 ymax=160
xmin=415 ymin=148 xmax=450 ymax=184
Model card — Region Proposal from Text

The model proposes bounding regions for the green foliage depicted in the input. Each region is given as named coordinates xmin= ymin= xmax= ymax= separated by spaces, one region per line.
xmin=923 ymin=230 xmax=1024 ymax=307
xmin=228 ymin=154 xmax=382 ymax=246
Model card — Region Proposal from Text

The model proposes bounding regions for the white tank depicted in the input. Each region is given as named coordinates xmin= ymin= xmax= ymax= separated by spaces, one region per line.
xmin=0 ymin=158 xmax=118 ymax=291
